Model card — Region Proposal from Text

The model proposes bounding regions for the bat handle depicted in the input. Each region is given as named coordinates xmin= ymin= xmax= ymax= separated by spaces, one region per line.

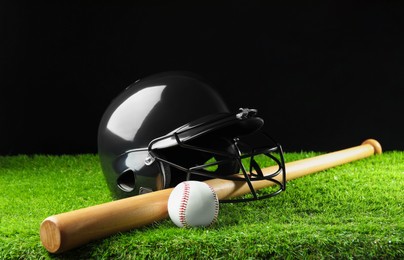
xmin=211 ymin=139 xmax=382 ymax=199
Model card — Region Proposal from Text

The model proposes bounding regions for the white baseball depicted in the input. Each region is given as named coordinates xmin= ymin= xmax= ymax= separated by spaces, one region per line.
xmin=167 ymin=181 xmax=219 ymax=228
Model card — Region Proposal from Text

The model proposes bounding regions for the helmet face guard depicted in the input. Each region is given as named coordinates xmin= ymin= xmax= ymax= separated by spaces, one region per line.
xmin=145 ymin=108 xmax=286 ymax=202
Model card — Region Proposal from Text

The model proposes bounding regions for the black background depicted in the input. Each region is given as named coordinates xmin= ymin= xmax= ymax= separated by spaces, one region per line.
xmin=1 ymin=1 xmax=403 ymax=155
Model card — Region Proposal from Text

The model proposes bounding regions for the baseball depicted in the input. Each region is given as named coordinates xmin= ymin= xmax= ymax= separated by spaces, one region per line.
xmin=167 ymin=181 xmax=219 ymax=228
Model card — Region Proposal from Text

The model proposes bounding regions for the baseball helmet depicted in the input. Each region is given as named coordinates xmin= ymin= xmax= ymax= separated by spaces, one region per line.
xmin=98 ymin=71 xmax=286 ymax=202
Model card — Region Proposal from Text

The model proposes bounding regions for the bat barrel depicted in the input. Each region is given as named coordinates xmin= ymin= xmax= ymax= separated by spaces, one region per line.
xmin=40 ymin=189 xmax=172 ymax=253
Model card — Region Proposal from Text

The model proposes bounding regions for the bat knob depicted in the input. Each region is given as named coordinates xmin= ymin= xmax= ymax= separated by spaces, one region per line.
xmin=40 ymin=217 xmax=62 ymax=253
xmin=362 ymin=139 xmax=382 ymax=155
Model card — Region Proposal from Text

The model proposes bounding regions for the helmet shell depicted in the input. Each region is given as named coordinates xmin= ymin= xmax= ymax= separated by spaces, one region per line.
xmin=98 ymin=71 xmax=229 ymax=199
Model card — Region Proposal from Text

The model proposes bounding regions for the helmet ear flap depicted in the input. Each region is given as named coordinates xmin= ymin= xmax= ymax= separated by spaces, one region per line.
xmin=114 ymin=151 xmax=172 ymax=195
xmin=117 ymin=169 xmax=135 ymax=192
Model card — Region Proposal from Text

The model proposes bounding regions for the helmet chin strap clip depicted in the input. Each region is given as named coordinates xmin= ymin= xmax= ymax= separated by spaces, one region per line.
xmin=236 ymin=108 xmax=257 ymax=119
xmin=144 ymin=154 xmax=155 ymax=166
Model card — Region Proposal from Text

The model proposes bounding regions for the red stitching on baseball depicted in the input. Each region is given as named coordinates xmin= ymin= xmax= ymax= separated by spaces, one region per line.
xmin=208 ymin=185 xmax=219 ymax=226
xmin=178 ymin=182 xmax=190 ymax=227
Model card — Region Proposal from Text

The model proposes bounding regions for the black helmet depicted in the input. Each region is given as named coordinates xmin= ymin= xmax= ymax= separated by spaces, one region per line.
xmin=98 ymin=72 xmax=285 ymax=201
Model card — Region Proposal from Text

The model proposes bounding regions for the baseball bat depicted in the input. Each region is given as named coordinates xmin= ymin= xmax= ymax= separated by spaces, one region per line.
xmin=40 ymin=139 xmax=382 ymax=253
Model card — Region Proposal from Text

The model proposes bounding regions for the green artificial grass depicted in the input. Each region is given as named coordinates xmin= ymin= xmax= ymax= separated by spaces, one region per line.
xmin=0 ymin=151 xmax=403 ymax=259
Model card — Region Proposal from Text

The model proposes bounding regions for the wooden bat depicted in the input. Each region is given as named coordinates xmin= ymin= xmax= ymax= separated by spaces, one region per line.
xmin=40 ymin=139 xmax=382 ymax=253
